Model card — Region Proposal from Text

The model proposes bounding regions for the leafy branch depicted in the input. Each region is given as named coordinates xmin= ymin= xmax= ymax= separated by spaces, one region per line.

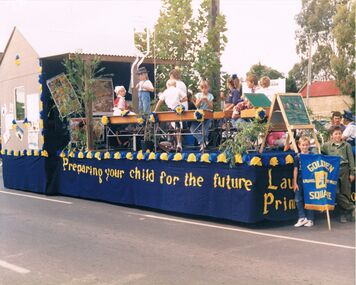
xmin=219 ymin=120 xmax=267 ymax=166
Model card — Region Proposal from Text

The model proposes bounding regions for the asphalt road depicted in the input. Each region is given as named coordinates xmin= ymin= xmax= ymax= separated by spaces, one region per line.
xmin=0 ymin=176 xmax=355 ymax=284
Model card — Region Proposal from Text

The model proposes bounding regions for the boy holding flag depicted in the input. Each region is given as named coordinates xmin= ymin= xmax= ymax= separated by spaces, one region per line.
xmin=293 ymin=136 xmax=315 ymax=227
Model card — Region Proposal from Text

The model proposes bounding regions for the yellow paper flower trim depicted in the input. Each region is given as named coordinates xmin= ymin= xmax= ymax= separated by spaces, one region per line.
xmin=269 ymin=157 xmax=279 ymax=166
xmin=187 ymin=153 xmax=196 ymax=162
xmin=285 ymin=154 xmax=294 ymax=164
xmin=217 ymin=153 xmax=227 ymax=163
xmin=250 ymin=156 xmax=262 ymax=166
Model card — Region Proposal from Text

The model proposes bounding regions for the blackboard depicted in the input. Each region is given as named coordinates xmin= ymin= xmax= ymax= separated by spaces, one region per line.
xmin=244 ymin=93 xmax=271 ymax=107
xmin=279 ymin=94 xmax=310 ymax=125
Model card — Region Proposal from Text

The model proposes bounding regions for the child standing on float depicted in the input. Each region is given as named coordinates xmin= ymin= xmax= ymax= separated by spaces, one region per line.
xmin=293 ymin=136 xmax=315 ymax=227
xmin=190 ymin=80 xmax=214 ymax=152
xmin=136 ymin=67 xmax=154 ymax=114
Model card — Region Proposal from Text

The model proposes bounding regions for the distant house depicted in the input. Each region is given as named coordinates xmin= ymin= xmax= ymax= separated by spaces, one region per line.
xmin=0 ymin=27 xmax=179 ymax=153
xmin=299 ymin=81 xmax=353 ymax=117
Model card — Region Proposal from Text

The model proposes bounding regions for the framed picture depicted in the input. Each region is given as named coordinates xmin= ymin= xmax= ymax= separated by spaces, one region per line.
xmin=92 ymin=78 xmax=114 ymax=115
xmin=46 ymin=73 xmax=82 ymax=118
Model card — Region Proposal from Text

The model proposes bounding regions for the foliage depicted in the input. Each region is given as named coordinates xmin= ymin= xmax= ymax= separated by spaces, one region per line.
xmin=286 ymin=75 xmax=298 ymax=93
xmin=193 ymin=0 xmax=228 ymax=97
xmin=287 ymin=61 xmax=308 ymax=91
xmin=311 ymin=120 xmax=329 ymax=144
xmin=219 ymin=120 xmax=267 ymax=166
xmin=63 ymin=54 xmax=105 ymax=150
xmin=71 ymin=123 xmax=87 ymax=149
xmin=246 ymin=62 xmax=298 ymax=93
xmin=135 ymin=0 xmax=227 ymax=103
xmin=247 ymin=63 xmax=284 ymax=80
xmin=135 ymin=0 xmax=196 ymax=93
xmin=330 ymin=2 xmax=355 ymax=97
xmin=294 ymin=0 xmax=355 ymax=99
xmin=63 ymin=55 xmax=103 ymax=108
xmin=143 ymin=117 xmax=155 ymax=142
xmin=295 ymin=0 xmax=336 ymax=80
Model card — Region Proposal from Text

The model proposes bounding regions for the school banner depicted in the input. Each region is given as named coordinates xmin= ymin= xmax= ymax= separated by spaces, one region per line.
xmin=57 ymin=157 xmax=297 ymax=223
xmin=300 ymin=154 xmax=340 ymax=211
xmin=1 ymin=152 xmax=299 ymax=223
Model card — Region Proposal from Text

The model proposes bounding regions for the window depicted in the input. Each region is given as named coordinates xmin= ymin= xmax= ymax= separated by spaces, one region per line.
xmin=14 ymin=86 xmax=25 ymax=121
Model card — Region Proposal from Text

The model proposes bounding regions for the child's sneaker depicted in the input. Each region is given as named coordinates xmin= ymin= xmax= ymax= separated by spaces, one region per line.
xmin=304 ymin=220 xmax=314 ymax=227
xmin=294 ymin=218 xmax=308 ymax=227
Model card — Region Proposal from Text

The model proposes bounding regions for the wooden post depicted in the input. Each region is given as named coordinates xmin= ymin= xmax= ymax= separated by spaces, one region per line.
xmin=131 ymin=69 xmax=139 ymax=113
xmin=326 ymin=208 xmax=331 ymax=231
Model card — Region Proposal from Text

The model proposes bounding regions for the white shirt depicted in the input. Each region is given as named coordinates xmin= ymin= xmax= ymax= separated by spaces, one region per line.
xmin=258 ymin=87 xmax=275 ymax=102
xmin=195 ymin=92 xmax=214 ymax=110
xmin=342 ymin=122 xmax=356 ymax=142
xmin=175 ymin=80 xmax=188 ymax=110
xmin=159 ymin=86 xmax=184 ymax=110
xmin=137 ymin=80 xmax=154 ymax=91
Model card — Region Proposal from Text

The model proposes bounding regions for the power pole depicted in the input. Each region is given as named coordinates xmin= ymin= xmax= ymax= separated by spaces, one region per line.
xmin=306 ymin=34 xmax=312 ymax=107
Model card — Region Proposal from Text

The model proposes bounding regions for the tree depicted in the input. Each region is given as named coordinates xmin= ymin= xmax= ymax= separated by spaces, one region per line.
xmin=135 ymin=0 xmax=196 ymax=93
xmin=295 ymin=0 xmax=336 ymax=82
xmin=286 ymin=75 xmax=298 ymax=93
xmin=247 ymin=63 xmax=284 ymax=80
xmin=135 ymin=0 xmax=227 ymax=105
xmin=246 ymin=63 xmax=299 ymax=93
xmin=193 ymin=0 xmax=227 ymax=97
xmin=330 ymin=1 xmax=355 ymax=97
xmin=294 ymin=0 xmax=355 ymax=100
xmin=288 ymin=60 xmax=308 ymax=91
xmin=63 ymin=54 xmax=104 ymax=150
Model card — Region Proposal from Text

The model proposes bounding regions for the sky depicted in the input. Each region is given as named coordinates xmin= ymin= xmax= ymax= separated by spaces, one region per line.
xmin=0 ymin=0 xmax=301 ymax=78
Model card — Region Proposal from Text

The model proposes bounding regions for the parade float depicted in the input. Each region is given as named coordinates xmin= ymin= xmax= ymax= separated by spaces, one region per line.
xmin=2 ymin=27 xmax=340 ymax=224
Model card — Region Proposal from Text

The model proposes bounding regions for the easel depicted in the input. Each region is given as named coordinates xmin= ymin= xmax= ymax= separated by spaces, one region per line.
xmin=259 ymin=93 xmax=332 ymax=230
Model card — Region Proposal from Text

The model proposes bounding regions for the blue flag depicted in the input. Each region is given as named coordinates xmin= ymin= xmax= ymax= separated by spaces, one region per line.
xmin=300 ymin=154 xmax=340 ymax=211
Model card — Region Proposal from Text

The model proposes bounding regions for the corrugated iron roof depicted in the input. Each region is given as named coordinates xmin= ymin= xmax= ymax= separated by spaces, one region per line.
xmin=4 ymin=27 xmax=187 ymax=65
xmin=299 ymin=81 xmax=342 ymax=97
xmin=17 ymin=26 xmax=143 ymax=58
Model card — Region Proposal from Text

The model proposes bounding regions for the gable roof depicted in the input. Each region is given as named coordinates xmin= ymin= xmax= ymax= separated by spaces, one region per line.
xmin=16 ymin=26 xmax=143 ymax=58
xmin=1 ymin=26 xmax=186 ymax=66
xmin=299 ymin=81 xmax=342 ymax=97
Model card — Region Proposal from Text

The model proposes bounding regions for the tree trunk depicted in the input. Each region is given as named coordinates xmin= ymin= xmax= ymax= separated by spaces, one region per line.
xmin=84 ymin=61 xmax=94 ymax=150
xmin=210 ymin=0 xmax=221 ymax=108
xmin=85 ymin=101 xmax=94 ymax=151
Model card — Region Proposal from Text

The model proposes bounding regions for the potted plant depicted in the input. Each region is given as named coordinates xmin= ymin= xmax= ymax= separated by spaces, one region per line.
xmin=219 ymin=119 xmax=267 ymax=166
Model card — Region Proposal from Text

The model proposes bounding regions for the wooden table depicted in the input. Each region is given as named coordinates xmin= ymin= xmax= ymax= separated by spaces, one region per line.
xmin=241 ymin=107 xmax=271 ymax=118
xmin=109 ymin=115 xmax=139 ymax=124
xmin=156 ymin=110 xmax=214 ymax=122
